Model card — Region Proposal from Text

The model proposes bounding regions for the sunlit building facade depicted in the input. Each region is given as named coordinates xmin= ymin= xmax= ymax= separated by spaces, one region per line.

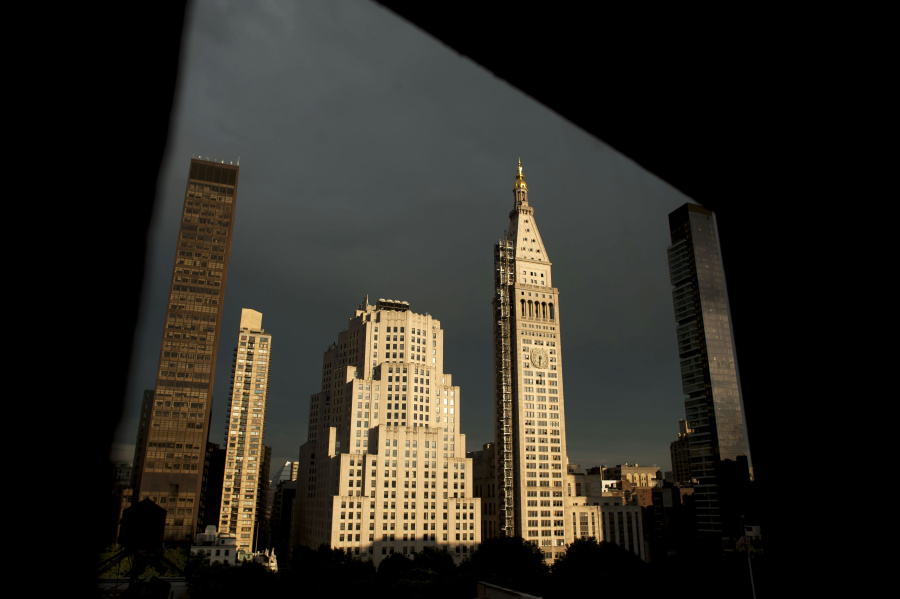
xmin=490 ymin=162 xmax=570 ymax=562
xmin=218 ymin=309 xmax=273 ymax=553
xmin=297 ymin=298 xmax=481 ymax=563
xmin=132 ymin=157 xmax=238 ymax=543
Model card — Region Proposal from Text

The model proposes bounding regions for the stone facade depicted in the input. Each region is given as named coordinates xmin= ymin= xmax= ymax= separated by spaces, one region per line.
xmin=296 ymin=298 xmax=481 ymax=563
xmin=490 ymin=162 xmax=569 ymax=562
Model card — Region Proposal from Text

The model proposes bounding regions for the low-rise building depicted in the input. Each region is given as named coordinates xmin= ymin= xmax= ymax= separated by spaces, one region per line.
xmin=565 ymin=466 xmax=646 ymax=561
xmin=191 ymin=525 xmax=239 ymax=565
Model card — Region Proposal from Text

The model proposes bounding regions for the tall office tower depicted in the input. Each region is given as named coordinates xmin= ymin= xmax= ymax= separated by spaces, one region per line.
xmin=491 ymin=161 xmax=569 ymax=561
xmin=667 ymin=203 xmax=750 ymax=538
xmin=199 ymin=442 xmax=226 ymax=534
xmin=669 ymin=419 xmax=693 ymax=486
xmin=133 ymin=157 xmax=238 ymax=543
xmin=297 ymin=298 xmax=481 ymax=564
xmin=218 ymin=309 xmax=273 ymax=553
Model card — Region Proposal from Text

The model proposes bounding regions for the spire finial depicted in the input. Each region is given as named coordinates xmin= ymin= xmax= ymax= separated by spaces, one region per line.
xmin=514 ymin=158 xmax=527 ymax=191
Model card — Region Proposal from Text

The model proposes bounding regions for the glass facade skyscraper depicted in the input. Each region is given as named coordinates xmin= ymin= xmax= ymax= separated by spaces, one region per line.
xmin=667 ymin=203 xmax=749 ymax=537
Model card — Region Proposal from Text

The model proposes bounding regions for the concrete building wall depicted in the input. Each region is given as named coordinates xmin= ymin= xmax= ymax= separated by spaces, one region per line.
xmin=471 ymin=443 xmax=498 ymax=540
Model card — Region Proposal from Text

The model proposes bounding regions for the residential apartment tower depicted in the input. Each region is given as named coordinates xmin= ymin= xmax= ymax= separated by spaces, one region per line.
xmin=218 ymin=308 xmax=273 ymax=553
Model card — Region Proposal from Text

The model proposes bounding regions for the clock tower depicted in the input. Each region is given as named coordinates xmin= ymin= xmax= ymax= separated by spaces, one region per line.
xmin=491 ymin=160 xmax=569 ymax=561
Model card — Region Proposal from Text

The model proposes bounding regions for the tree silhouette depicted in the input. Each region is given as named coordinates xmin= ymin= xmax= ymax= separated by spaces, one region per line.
xmin=550 ymin=538 xmax=650 ymax=597
xmin=187 ymin=560 xmax=275 ymax=599
xmin=460 ymin=537 xmax=550 ymax=597
xmin=281 ymin=545 xmax=376 ymax=597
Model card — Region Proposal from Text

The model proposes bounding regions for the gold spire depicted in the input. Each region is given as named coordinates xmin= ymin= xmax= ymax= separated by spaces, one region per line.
xmin=514 ymin=158 xmax=527 ymax=191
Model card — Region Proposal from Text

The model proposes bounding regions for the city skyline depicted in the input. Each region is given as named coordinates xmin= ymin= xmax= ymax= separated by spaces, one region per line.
xmin=113 ymin=2 xmax=696 ymax=482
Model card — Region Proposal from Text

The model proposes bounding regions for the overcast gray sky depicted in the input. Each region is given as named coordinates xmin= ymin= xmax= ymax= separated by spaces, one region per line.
xmin=112 ymin=0 xmax=695 ymax=479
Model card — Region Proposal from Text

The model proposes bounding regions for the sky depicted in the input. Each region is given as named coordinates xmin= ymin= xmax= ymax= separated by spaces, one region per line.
xmin=112 ymin=0 xmax=696 ymax=479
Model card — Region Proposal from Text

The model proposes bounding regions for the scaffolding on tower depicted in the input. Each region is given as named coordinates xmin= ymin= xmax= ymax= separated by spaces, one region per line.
xmin=493 ymin=237 xmax=516 ymax=537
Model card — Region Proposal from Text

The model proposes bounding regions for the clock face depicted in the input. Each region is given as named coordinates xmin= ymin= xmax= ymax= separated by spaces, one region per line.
xmin=530 ymin=347 xmax=549 ymax=369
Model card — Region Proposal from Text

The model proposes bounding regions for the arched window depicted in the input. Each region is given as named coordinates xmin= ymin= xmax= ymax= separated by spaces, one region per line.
xmin=549 ymin=303 xmax=555 ymax=321
xmin=528 ymin=301 xmax=533 ymax=318
xmin=520 ymin=299 xmax=526 ymax=317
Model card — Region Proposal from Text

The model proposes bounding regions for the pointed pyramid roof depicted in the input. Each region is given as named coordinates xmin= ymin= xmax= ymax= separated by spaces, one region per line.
xmin=507 ymin=160 xmax=551 ymax=265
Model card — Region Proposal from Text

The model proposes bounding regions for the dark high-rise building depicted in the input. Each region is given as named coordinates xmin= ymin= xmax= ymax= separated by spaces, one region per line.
xmin=669 ymin=419 xmax=693 ymax=486
xmin=130 ymin=389 xmax=155 ymax=490
xmin=199 ymin=442 xmax=226 ymax=539
xmin=269 ymin=478 xmax=297 ymax=567
xmin=667 ymin=203 xmax=750 ymax=539
xmin=132 ymin=157 xmax=239 ymax=544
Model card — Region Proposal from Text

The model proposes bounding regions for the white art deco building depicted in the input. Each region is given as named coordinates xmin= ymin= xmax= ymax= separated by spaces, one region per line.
xmin=296 ymin=298 xmax=481 ymax=563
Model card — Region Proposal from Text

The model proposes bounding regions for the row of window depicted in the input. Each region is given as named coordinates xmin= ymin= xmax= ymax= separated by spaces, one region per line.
xmin=337 ymin=534 xmax=477 ymax=546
